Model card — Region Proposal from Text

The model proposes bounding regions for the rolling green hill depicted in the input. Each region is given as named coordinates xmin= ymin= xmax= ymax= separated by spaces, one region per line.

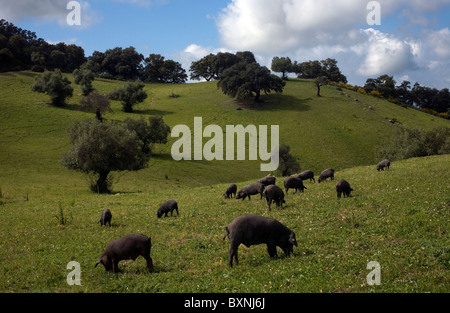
xmin=0 ymin=71 xmax=449 ymax=293
xmin=0 ymin=71 xmax=448 ymax=196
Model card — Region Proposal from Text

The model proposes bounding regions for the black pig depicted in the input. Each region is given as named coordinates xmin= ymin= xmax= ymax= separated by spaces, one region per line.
xmin=263 ymin=185 xmax=285 ymax=211
xmin=95 ymin=234 xmax=154 ymax=273
xmin=157 ymin=200 xmax=179 ymax=218
xmin=295 ymin=170 xmax=315 ymax=183
xmin=98 ymin=208 xmax=112 ymax=227
xmin=235 ymin=183 xmax=265 ymax=200
xmin=376 ymin=159 xmax=391 ymax=171
xmin=283 ymin=177 xmax=307 ymax=194
xmin=223 ymin=184 xmax=238 ymax=199
xmin=258 ymin=175 xmax=276 ymax=186
xmin=318 ymin=168 xmax=335 ymax=183
xmin=223 ymin=215 xmax=297 ymax=267
xmin=336 ymin=179 xmax=354 ymax=198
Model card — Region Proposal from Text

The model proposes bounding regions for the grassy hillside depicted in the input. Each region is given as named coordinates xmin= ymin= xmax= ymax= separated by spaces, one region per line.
xmin=0 ymin=71 xmax=449 ymax=293
xmin=0 ymin=71 xmax=448 ymax=196
xmin=0 ymin=155 xmax=448 ymax=292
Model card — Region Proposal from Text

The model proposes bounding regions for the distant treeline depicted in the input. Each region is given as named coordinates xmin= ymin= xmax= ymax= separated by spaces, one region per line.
xmin=1 ymin=19 xmax=448 ymax=115
xmin=333 ymin=74 xmax=450 ymax=118
xmin=0 ymin=19 xmax=85 ymax=73
xmin=0 ymin=19 xmax=187 ymax=83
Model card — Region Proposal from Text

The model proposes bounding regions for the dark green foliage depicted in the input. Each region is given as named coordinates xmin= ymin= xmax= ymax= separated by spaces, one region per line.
xmin=277 ymin=144 xmax=300 ymax=177
xmin=190 ymin=53 xmax=217 ymax=81
xmin=61 ymin=118 xmax=151 ymax=193
xmin=31 ymin=69 xmax=73 ymax=106
xmin=109 ymin=82 xmax=147 ymax=113
xmin=364 ymin=74 xmax=396 ymax=98
xmin=141 ymin=54 xmax=187 ymax=83
xmin=411 ymin=83 xmax=450 ymax=113
xmin=123 ymin=115 xmax=171 ymax=153
xmin=377 ymin=127 xmax=450 ymax=161
xmin=361 ymin=76 xmax=450 ymax=114
xmin=314 ymin=76 xmax=328 ymax=97
xmin=73 ymin=66 xmax=95 ymax=96
xmin=87 ymin=46 xmax=144 ymax=81
xmin=271 ymin=56 xmax=293 ymax=80
xmin=148 ymin=115 xmax=171 ymax=144
xmin=0 ymin=19 xmax=85 ymax=73
xmin=79 ymin=91 xmax=110 ymax=121
xmin=218 ymin=60 xmax=285 ymax=102
xmin=189 ymin=51 xmax=251 ymax=82
xmin=293 ymin=58 xmax=347 ymax=83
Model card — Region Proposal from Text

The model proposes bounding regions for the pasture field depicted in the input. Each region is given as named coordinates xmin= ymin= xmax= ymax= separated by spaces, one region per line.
xmin=0 ymin=155 xmax=448 ymax=293
xmin=0 ymin=71 xmax=449 ymax=293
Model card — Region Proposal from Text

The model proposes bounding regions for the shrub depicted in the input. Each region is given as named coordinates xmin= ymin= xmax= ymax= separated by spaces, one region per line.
xmin=277 ymin=144 xmax=300 ymax=177
xmin=31 ymin=69 xmax=73 ymax=106
xmin=109 ymin=82 xmax=147 ymax=113
xmin=377 ymin=127 xmax=450 ymax=161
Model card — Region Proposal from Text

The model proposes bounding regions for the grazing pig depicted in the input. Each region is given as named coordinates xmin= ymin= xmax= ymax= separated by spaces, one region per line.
xmin=283 ymin=177 xmax=307 ymax=194
xmin=236 ymin=182 xmax=265 ymax=200
xmin=99 ymin=208 xmax=112 ymax=227
xmin=295 ymin=170 xmax=315 ymax=183
xmin=258 ymin=175 xmax=276 ymax=186
xmin=262 ymin=185 xmax=285 ymax=211
xmin=95 ymin=234 xmax=154 ymax=273
xmin=336 ymin=179 xmax=354 ymax=198
xmin=318 ymin=168 xmax=335 ymax=183
xmin=223 ymin=184 xmax=237 ymax=199
xmin=223 ymin=215 xmax=297 ymax=267
xmin=376 ymin=159 xmax=391 ymax=171
xmin=156 ymin=200 xmax=179 ymax=218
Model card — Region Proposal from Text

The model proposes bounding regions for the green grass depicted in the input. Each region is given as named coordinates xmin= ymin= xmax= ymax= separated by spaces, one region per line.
xmin=0 ymin=71 xmax=449 ymax=293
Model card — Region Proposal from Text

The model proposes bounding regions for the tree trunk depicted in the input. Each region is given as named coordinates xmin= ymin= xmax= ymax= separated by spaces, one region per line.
xmin=317 ymin=85 xmax=321 ymax=97
xmin=255 ymin=90 xmax=261 ymax=102
xmin=95 ymin=110 xmax=103 ymax=122
xmin=95 ymin=170 xmax=111 ymax=194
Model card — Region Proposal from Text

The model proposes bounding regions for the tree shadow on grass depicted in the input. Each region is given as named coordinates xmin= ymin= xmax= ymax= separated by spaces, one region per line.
xmin=234 ymin=94 xmax=311 ymax=112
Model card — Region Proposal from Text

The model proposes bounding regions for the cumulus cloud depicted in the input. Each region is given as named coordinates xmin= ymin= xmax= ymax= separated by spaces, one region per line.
xmin=212 ymin=0 xmax=450 ymax=88
xmin=356 ymin=29 xmax=419 ymax=76
xmin=216 ymin=0 xmax=405 ymax=53
xmin=427 ymin=28 xmax=450 ymax=59
xmin=0 ymin=0 xmax=100 ymax=28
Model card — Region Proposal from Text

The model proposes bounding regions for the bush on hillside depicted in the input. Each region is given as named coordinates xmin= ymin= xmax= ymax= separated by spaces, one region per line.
xmin=31 ymin=69 xmax=73 ymax=107
xmin=377 ymin=127 xmax=450 ymax=161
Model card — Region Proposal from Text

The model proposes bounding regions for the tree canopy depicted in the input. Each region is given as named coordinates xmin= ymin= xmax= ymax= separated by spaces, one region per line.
xmin=293 ymin=58 xmax=347 ymax=83
xmin=31 ymin=69 xmax=73 ymax=106
xmin=0 ymin=19 xmax=86 ymax=73
xmin=109 ymin=82 xmax=148 ymax=113
xmin=141 ymin=54 xmax=187 ymax=83
xmin=277 ymin=144 xmax=300 ymax=177
xmin=61 ymin=118 xmax=153 ymax=193
xmin=216 ymin=52 xmax=286 ymax=102
xmin=271 ymin=57 xmax=293 ymax=80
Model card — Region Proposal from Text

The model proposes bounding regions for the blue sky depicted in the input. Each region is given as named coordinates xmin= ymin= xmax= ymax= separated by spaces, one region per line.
xmin=1 ymin=0 xmax=449 ymax=89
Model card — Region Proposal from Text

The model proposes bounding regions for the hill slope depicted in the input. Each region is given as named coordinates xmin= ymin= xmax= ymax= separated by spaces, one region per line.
xmin=0 ymin=71 xmax=448 ymax=197
xmin=0 ymin=154 xmax=448 ymax=292
xmin=0 ymin=72 xmax=449 ymax=293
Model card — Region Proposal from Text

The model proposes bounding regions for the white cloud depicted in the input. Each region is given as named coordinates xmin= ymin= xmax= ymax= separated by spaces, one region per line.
xmin=427 ymin=28 xmax=450 ymax=59
xmin=356 ymin=29 xmax=418 ymax=76
xmin=0 ymin=0 xmax=100 ymax=28
xmin=212 ymin=0 xmax=450 ymax=88
xmin=216 ymin=0 xmax=407 ymax=53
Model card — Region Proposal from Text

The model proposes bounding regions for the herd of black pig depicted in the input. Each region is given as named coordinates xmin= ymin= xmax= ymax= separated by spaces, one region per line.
xmin=95 ymin=159 xmax=391 ymax=272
